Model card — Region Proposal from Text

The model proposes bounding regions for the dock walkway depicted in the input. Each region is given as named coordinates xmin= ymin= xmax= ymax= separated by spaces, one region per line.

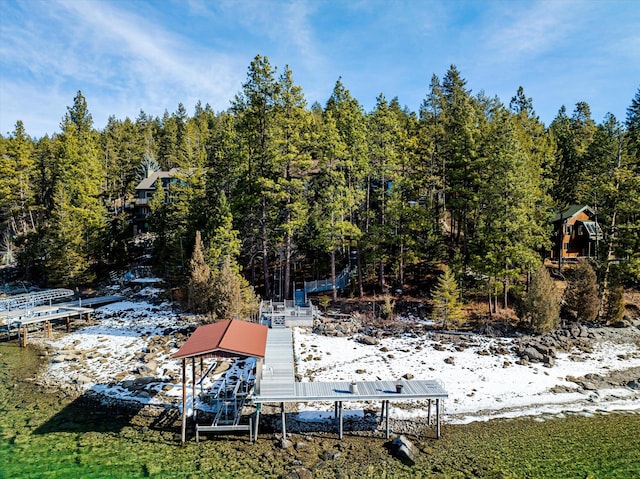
xmin=1 ymin=293 xmax=125 ymax=345
xmin=253 ymin=327 xmax=448 ymax=440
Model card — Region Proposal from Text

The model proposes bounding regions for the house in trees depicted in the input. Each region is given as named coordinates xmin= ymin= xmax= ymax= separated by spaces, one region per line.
xmin=132 ymin=168 xmax=178 ymax=235
xmin=550 ymin=205 xmax=603 ymax=261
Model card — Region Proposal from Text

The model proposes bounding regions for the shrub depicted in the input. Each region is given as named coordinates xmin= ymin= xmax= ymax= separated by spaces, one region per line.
xmin=564 ymin=259 xmax=600 ymax=323
xmin=380 ymin=295 xmax=395 ymax=320
xmin=521 ymin=265 xmax=561 ymax=334
xmin=603 ymin=284 xmax=625 ymax=324
xmin=318 ymin=295 xmax=331 ymax=311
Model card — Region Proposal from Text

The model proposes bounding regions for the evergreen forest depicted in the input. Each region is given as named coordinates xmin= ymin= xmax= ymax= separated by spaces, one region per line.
xmin=1 ymin=56 xmax=639 ymax=325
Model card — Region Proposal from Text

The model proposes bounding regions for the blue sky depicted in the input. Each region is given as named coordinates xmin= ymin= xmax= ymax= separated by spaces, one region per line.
xmin=1 ymin=0 xmax=639 ymax=138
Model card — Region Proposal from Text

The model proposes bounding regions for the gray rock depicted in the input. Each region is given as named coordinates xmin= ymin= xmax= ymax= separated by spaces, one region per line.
xmin=320 ymin=450 xmax=337 ymax=461
xmin=359 ymin=335 xmax=378 ymax=346
xmin=281 ymin=438 xmax=294 ymax=449
xmin=389 ymin=435 xmax=417 ymax=465
xmin=138 ymin=360 xmax=158 ymax=376
xmin=534 ymin=343 xmax=556 ymax=358
xmin=75 ymin=374 xmax=93 ymax=385
xmin=283 ymin=468 xmax=313 ymax=479
xmin=523 ymin=347 xmax=544 ymax=362
xmin=626 ymin=380 xmax=640 ymax=390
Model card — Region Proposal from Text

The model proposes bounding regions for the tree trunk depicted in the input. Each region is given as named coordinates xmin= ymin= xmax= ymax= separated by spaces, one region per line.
xmin=356 ymin=244 xmax=364 ymax=298
xmin=284 ymin=233 xmax=292 ymax=300
xmin=330 ymin=249 xmax=337 ymax=303
xmin=399 ymin=241 xmax=405 ymax=288
xmin=261 ymin=197 xmax=271 ymax=298
xmin=503 ymin=279 xmax=508 ymax=310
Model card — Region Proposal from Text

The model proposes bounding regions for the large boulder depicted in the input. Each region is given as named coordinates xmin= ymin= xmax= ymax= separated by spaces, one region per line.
xmin=522 ymin=346 xmax=544 ymax=362
xmin=389 ymin=435 xmax=418 ymax=465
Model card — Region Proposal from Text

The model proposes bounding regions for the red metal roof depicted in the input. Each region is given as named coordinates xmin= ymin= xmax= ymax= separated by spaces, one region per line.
xmin=172 ymin=320 xmax=268 ymax=359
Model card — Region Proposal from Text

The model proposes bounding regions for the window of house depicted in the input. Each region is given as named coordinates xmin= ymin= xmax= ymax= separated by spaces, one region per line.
xmin=565 ymin=224 xmax=573 ymax=235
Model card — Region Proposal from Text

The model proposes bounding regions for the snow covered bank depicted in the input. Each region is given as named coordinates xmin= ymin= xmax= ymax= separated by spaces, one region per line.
xmin=40 ymin=294 xmax=640 ymax=425
xmin=293 ymin=327 xmax=640 ymax=424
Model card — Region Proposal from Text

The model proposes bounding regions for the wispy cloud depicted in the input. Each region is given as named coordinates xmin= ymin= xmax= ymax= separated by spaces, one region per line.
xmin=1 ymin=0 xmax=637 ymax=136
xmin=57 ymin=0 xmax=242 ymax=102
xmin=0 ymin=0 xmax=245 ymax=134
xmin=483 ymin=0 xmax=579 ymax=65
xmin=282 ymin=1 xmax=323 ymax=70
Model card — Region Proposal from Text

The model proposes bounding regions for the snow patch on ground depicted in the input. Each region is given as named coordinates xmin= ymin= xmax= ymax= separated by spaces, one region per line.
xmin=42 ymin=296 xmax=640 ymax=424
xmin=292 ymin=327 xmax=640 ymax=423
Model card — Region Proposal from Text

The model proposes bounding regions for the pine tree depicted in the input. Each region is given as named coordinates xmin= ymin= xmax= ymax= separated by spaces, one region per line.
xmin=43 ymin=91 xmax=107 ymax=285
xmin=101 ymin=116 xmax=146 ymax=213
xmin=441 ymin=65 xmax=479 ymax=252
xmin=430 ymin=265 xmax=465 ymax=329
xmin=209 ymin=260 xmax=259 ymax=322
xmin=323 ymin=78 xmax=368 ymax=297
xmin=550 ymin=102 xmax=596 ymax=205
xmin=0 ymin=121 xmax=35 ymax=236
xmin=619 ymin=88 xmax=640 ymax=282
xmin=206 ymin=191 xmax=241 ymax=269
xmin=232 ymin=54 xmax=280 ymax=298
xmin=188 ymin=231 xmax=213 ymax=314
xmin=311 ymin=109 xmax=362 ymax=302
xmin=272 ymin=66 xmax=313 ymax=299
xmin=418 ymin=74 xmax=446 ymax=220
xmin=564 ymin=259 xmax=600 ymax=323
xmin=521 ymin=265 xmax=561 ymax=334
xmin=44 ymin=187 xmax=89 ymax=286
xmin=471 ymin=102 xmax=549 ymax=309
xmin=415 ymin=74 xmax=448 ymax=265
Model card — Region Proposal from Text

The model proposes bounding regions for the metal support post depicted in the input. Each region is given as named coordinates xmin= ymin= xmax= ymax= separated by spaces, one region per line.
xmin=254 ymin=404 xmax=261 ymax=441
xmin=436 ymin=399 xmax=441 ymax=439
xmin=181 ymin=359 xmax=187 ymax=445
xmin=192 ymin=358 xmax=197 ymax=423
xmin=281 ymin=402 xmax=286 ymax=439
xmin=385 ymin=400 xmax=390 ymax=439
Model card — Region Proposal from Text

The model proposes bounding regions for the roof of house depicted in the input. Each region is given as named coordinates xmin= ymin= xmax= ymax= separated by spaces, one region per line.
xmin=550 ymin=204 xmax=595 ymax=223
xmin=135 ymin=168 xmax=178 ymax=191
xmin=172 ymin=319 xmax=268 ymax=360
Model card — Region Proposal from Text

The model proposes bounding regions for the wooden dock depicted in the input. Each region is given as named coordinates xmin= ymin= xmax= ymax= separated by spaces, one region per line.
xmin=0 ymin=293 xmax=125 ymax=346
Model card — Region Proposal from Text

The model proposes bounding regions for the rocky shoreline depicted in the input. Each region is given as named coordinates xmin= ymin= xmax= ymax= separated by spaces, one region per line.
xmin=23 ymin=292 xmax=640 ymax=436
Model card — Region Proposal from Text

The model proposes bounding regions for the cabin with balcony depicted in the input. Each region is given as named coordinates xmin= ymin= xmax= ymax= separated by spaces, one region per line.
xmin=132 ymin=168 xmax=179 ymax=235
xmin=550 ymin=204 xmax=603 ymax=261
